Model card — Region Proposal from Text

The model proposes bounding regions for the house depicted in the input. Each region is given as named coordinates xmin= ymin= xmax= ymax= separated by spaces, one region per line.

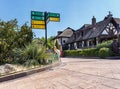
xmin=54 ymin=27 xmax=75 ymax=50
xmin=66 ymin=13 xmax=120 ymax=50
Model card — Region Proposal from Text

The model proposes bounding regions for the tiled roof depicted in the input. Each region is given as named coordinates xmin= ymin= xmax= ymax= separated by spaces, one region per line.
xmin=113 ymin=18 xmax=120 ymax=24
xmin=58 ymin=27 xmax=74 ymax=38
xmin=54 ymin=27 xmax=74 ymax=40
xmin=67 ymin=24 xmax=93 ymax=43
xmin=66 ymin=32 xmax=76 ymax=44
xmin=82 ymin=17 xmax=111 ymax=40
xmin=66 ymin=16 xmax=120 ymax=44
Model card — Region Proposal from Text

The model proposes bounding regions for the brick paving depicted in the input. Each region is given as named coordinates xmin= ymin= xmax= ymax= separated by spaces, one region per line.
xmin=0 ymin=58 xmax=120 ymax=89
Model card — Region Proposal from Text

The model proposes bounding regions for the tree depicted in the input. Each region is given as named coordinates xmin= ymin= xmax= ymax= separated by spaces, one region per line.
xmin=39 ymin=36 xmax=54 ymax=49
xmin=17 ymin=23 xmax=33 ymax=47
xmin=0 ymin=19 xmax=18 ymax=60
xmin=47 ymin=36 xmax=54 ymax=49
xmin=0 ymin=19 xmax=33 ymax=61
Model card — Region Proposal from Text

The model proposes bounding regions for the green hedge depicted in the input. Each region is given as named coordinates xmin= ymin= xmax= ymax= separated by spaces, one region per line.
xmin=64 ymin=47 xmax=112 ymax=58
xmin=64 ymin=50 xmax=81 ymax=57
xmin=98 ymin=47 xmax=112 ymax=58
xmin=96 ymin=40 xmax=112 ymax=50
xmin=64 ymin=48 xmax=97 ymax=57
xmin=80 ymin=48 xmax=97 ymax=57
xmin=64 ymin=41 xmax=114 ymax=58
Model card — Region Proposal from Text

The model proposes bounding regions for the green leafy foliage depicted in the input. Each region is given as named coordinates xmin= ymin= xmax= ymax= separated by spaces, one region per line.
xmin=96 ymin=40 xmax=112 ymax=50
xmin=98 ymin=47 xmax=112 ymax=58
xmin=81 ymin=48 xmax=97 ymax=57
xmin=11 ymin=43 xmax=54 ymax=67
xmin=0 ymin=19 xmax=33 ymax=62
xmin=0 ymin=19 xmax=58 ymax=68
xmin=64 ymin=48 xmax=97 ymax=57
xmin=64 ymin=50 xmax=81 ymax=57
xmin=47 ymin=36 xmax=54 ymax=49
xmin=64 ymin=41 xmax=114 ymax=58
xmin=39 ymin=36 xmax=54 ymax=50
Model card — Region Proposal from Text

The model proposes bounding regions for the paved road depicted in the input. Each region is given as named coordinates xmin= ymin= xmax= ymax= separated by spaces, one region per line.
xmin=0 ymin=58 xmax=120 ymax=89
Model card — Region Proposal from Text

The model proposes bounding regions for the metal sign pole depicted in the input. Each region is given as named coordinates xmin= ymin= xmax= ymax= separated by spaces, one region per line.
xmin=44 ymin=12 xmax=47 ymax=47
xmin=31 ymin=11 xmax=60 ymax=48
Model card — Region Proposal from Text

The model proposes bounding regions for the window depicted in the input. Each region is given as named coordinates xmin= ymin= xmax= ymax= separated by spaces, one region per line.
xmin=81 ymin=31 xmax=83 ymax=37
xmin=63 ymin=40 xmax=66 ymax=43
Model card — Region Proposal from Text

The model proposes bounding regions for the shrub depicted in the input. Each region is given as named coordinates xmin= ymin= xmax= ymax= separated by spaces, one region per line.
xmin=98 ymin=47 xmax=112 ymax=58
xmin=96 ymin=40 xmax=115 ymax=56
xmin=96 ymin=40 xmax=112 ymax=50
xmin=64 ymin=48 xmax=97 ymax=57
xmin=64 ymin=47 xmax=112 ymax=58
xmin=81 ymin=48 xmax=97 ymax=57
xmin=64 ymin=41 xmax=114 ymax=58
xmin=23 ymin=59 xmax=39 ymax=67
xmin=11 ymin=43 xmax=53 ymax=66
xmin=64 ymin=50 xmax=81 ymax=57
xmin=21 ymin=43 xmax=49 ymax=65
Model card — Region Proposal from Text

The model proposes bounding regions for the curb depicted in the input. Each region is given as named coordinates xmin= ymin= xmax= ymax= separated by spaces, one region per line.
xmin=63 ymin=56 xmax=120 ymax=59
xmin=0 ymin=62 xmax=61 ymax=82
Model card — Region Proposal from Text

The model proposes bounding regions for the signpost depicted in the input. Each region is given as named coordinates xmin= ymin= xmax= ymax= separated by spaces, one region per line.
xmin=31 ymin=11 xmax=60 ymax=47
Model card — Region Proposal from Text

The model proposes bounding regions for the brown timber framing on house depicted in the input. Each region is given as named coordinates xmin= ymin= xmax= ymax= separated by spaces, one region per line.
xmin=65 ymin=13 xmax=120 ymax=50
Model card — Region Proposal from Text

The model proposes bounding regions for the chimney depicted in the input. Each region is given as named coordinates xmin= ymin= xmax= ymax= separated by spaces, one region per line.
xmin=92 ymin=16 xmax=96 ymax=26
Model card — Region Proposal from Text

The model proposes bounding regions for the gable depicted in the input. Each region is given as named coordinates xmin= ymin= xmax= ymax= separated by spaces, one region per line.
xmin=101 ymin=22 xmax=117 ymax=36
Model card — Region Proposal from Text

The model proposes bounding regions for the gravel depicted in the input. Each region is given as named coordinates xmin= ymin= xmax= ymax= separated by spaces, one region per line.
xmin=0 ymin=64 xmax=26 ymax=75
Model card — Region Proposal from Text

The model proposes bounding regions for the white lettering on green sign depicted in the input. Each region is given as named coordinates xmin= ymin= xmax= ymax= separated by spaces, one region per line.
xmin=47 ymin=12 xmax=60 ymax=18
xmin=31 ymin=11 xmax=44 ymax=16
xmin=31 ymin=16 xmax=44 ymax=20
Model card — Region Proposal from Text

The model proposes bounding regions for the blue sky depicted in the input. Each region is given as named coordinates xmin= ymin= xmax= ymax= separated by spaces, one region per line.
xmin=0 ymin=0 xmax=120 ymax=38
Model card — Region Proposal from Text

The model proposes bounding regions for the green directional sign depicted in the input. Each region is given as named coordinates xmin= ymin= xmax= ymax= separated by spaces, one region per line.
xmin=47 ymin=12 xmax=60 ymax=18
xmin=31 ymin=11 xmax=44 ymax=16
xmin=31 ymin=16 xmax=44 ymax=20
xmin=31 ymin=11 xmax=60 ymax=48
xmin=47 ymin=12 xmax=60 ymax=22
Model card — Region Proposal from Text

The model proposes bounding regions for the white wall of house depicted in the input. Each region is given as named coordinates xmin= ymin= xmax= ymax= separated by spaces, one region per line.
xmin=68 ymin=44 xmax=70 ymax=50
xmin=102 ymin=30 xmax=108 ymax=35
xmin=82 ymin=41 xmax=84 ymax=47
xmin=74 ymin=42 xmax=77 ymax=49
xmin=102 ymin=22 xmax=117 ymax=35
xmin=61 ymin=38 xmax=69 ymax=45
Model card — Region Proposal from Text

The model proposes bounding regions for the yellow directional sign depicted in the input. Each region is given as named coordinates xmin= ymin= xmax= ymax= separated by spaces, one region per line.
xmin=49 ymin=17 xmax=60 ymax=22
xmin=32 ymin=20 xmax=45 ymax=25
xmin=32 ymin=24 xmax=45 ymax=29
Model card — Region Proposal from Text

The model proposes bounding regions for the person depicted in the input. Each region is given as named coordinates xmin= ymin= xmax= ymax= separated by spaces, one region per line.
xmin=54 ymin=46 xmax=61 ymax=62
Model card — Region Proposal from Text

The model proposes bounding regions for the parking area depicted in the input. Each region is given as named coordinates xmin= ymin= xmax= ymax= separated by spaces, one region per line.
xmin=0 ymin=58 xmax=120 ymax=89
